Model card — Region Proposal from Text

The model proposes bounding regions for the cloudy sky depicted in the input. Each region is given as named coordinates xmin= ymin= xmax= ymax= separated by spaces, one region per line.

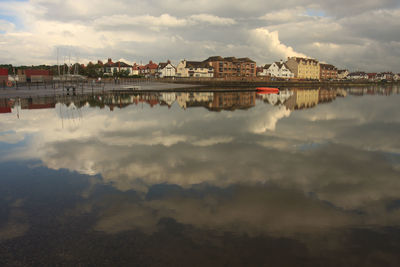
xmin=0 ymin=0 xmax=400 ymax=71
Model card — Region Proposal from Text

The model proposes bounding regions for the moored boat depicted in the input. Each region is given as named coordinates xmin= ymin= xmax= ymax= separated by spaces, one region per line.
xmin=256 ymin=87 xmax=279 ymax=93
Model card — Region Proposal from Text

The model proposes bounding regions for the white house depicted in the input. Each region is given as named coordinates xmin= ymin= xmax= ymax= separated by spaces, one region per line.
xmin=157 ymin=61 xmax=176 ymax=78
xmin=103 ymin=58 xmax=133 ymax=76
xmin=337 ymin=70 xmax=349 ymax=80
xmin=176 ymin=60 xmax=214 ymax=78
xmin=347 ymin=72 xmax=368 ymax=80
xmin=258 ymin=61 xmax=294 ymax=78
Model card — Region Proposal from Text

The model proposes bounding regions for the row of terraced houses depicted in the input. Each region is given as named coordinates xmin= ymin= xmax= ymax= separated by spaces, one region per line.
xmin=97 ymin=56 xmax=400 ymax=81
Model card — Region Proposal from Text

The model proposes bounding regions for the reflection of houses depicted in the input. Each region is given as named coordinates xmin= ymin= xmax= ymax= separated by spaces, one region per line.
xmin=286 ymin=57 xmax=320 ymax=80
xmin=176 ymin=60 xmax=214 ymax=78
xmin=20 ymin=97 xmax=56 ymax=110
xmin=176 ymin=92 xmax=214 ymax=109
xmin=159 ymin=93 xmax=176 ymax=107
xmin=318 ymin=89 xmax=337 ymax=103
xmin=0 ymin=98 xmax=12 ymax=114
xmin=208 ymin=92 xmax=256 ymax=111
xmin=284 ymin=89 xmax=319 ymax=110
xmin=259 ymin=90 xmax=293 ymax=106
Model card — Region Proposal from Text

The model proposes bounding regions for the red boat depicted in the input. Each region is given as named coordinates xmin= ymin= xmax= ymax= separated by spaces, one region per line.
xmin=256 ymin=87 xmax=279 ymax=93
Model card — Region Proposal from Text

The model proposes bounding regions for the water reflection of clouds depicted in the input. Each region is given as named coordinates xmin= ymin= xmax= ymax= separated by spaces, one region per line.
xmin=0 ymin=94 xmax=399 ymax=211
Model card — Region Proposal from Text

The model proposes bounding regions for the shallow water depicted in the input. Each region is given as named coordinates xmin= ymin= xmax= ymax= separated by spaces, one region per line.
xmin=0 ymin=86 xmax=400 ymax=266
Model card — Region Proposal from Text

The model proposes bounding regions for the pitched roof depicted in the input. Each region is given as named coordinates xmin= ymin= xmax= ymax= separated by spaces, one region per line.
xmin=237 ymin=57 xmax=255 ymax=63
xmin=186 ymin=61 xmax=211 ymax=68
xmin=204 ymin=56 xmax=225 ymax=62
xmin=203 ymin=56 xmax=255 ymax=63
xmin=320 ymin=63 xmax=337 ymax=70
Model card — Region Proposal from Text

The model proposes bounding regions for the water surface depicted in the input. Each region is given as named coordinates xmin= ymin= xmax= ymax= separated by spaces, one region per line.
xmin=0 ymin=86 xmax=399 ymax=266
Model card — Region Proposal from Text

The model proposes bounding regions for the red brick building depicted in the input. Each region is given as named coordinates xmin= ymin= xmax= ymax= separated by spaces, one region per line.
xmin=319 ymin=64 xmax=338 ymax=80
xmin=0 ymin=68 xmax=8 ymax=84
xmin=203 ymin=56 xmax=256 ymax=78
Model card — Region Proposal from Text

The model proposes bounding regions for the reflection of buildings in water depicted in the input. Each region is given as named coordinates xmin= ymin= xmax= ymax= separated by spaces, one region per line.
xmin=159 ymin=92 xmax=176 ymax=107
xmin=259 ymin=90 xmax=293 ymax=106
xmin=318 ymin=89 xmax=337 ymax=104
xmin=284 ymin=89 xmax=319 ymax=110
xmin=207 ymin=92 xmax=256 ymax=112
xmin=176 ymin=91 xmax=255 ymax=111
xmin=348 ymin=86 xmax=400 ymax=96
xmin=176 ymin=92 xmax=214 ymax=109
xmin=20 ymin=97 xmax=56 ymax=110
xmin=0 ymin=98 xmax=12 ymax=114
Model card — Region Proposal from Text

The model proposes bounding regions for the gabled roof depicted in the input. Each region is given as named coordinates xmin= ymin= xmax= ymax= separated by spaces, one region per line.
xmin=320 ymin=63 xmax=337 ymax=70
xmin=203 ymin=56 xmax=255 ymax=63
xmin=348 ymin=71 xmax=367 ymax=76
xmin=264 ymin=64 xmax=271 ymax=69
xmin=145 ymin=61 xmax=158 ymax=69
xmin=237 ymin=57 xmax=255 ymax=63
xmin=204 ymin=56 xmax=225 ymax=62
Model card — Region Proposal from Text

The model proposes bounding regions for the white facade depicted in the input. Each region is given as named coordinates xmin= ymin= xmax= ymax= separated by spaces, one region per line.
xmin=176 ymin=60 xmax=214 ymax=78
xmin=338 ymin=70 xmax=349 ymax=80
xmin=158 ymin=63 xmax=176 ymax=78
xmin=347 ymin=72 xmax=368 ymax=80
xmin=259 ymin=62 xmax=294 ymax=78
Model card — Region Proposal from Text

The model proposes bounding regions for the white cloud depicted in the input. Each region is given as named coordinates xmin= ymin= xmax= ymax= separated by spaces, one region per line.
xmin=249 ymin=28 xmax=307 ymax=61
xmin=189 ymin=14 xmax=236 ymax=25
xmin=0 ymin=0 xmax=400 ymax=70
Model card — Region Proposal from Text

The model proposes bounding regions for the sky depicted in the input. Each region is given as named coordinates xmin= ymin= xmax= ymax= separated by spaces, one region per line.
xmin=0 ymin=0 xmax=399 ymax=72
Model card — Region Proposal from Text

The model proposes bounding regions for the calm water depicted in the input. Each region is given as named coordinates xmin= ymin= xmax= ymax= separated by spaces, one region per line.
xmin=0 ymin=86 xmax=400 ymax=266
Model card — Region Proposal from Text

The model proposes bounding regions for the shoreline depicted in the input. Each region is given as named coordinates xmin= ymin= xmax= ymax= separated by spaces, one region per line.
xmin=0 ymin=80 xmax=398 ymax=98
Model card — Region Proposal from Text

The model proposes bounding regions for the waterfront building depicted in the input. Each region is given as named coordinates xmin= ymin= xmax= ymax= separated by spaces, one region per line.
xmin=203 ymin=56 xmax=256 ymax=78
xmin=0 ymin=68 xmax=8 ymax=84
xmin=367 ymin=73 xmax=378 ymax=81
xmin=176 ymin=60 xmax=214 ymax=78
xmin=377 ymin=72 xmax=394 ymax=81
xmin=17 ymin=69 xmax=52 ymax=82
xmin=286 ymin=57 xmax=320 ymax=80
xmin=319 ymin=63 xmax=338 ymax=80
xmin=258 ymin=61 xmax=294 ymax=78
xmin=338 ymin=69 xmax=349 ymax=80
xmin=131 ymin=63 xmax=139 ymax=76
xmin=157 ymin=60 xmax=176 ymax=78
xmin=103 ymin=58 xmax=133 ymax=76
xmin=347 ymin=72 xmax=368 ymax=80
xmin=144 ymin=61 xmax=158 ymax=77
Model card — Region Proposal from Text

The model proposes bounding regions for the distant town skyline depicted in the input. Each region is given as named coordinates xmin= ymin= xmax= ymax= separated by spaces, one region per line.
xmin=0 ymin=0 xmax=400 ymax=72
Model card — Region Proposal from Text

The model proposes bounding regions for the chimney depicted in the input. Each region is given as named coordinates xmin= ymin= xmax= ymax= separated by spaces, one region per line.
xmin=108 ymin=58 xmax=112 ymax=63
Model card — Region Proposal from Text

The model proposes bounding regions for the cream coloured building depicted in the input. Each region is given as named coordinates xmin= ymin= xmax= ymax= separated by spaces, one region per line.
xmin=286 ymin=57 xmax=320 ymax=80
xmin=176 ymin=60 xmax=214 ymax=78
